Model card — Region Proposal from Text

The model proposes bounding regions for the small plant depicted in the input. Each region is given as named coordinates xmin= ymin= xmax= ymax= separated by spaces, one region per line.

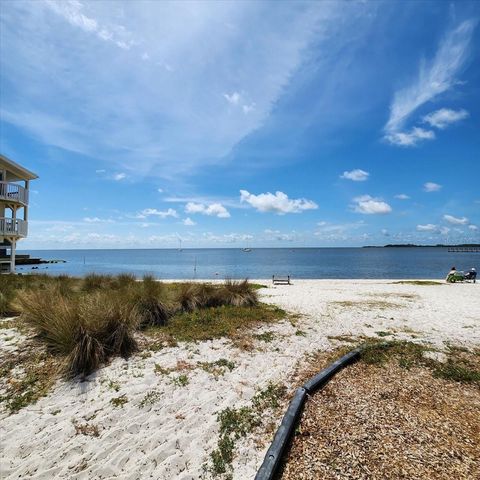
xmin=154 ymin=364 xmax=172 ymax=376
xmin=172 ymin=374 xmax=189 ymax=387
xmin=253 ymin=331 xmax=275 ymax=342
xmin=375 ymin=331 xmax=393 ymax=337
xmin=73 ymin=420 xmax=100 ymax=437
xmin=139 ymin=390 xmax=162 ymax=407
xmin=199 ymin=358 xmax=236 ymax=377
xmin=110 ymin=395 xmax=128 ymax=408
xmin=295 ymin=330 xmax=306 ymax=336
xmin=107 ymin=380 xmax=120 ymax=392
xmin=207 ymin=382 xmax=286 ymax=476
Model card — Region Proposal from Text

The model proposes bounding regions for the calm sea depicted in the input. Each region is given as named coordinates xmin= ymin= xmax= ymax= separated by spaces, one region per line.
xmin=16 ymin=248 xmax=479 ymax=280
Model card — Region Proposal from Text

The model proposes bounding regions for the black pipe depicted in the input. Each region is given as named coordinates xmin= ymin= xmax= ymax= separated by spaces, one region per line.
xmin=303 ymin=347 xmax=362 ymax=394
xmin=254 ymin=387 xmax=307 ymax=480
xmin=254 ymin=346 xmax=363 ymax=480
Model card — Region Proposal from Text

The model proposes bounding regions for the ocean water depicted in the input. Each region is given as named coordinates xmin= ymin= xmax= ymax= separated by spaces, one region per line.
xmin=16 ymin=248 xmax=479 ymax=280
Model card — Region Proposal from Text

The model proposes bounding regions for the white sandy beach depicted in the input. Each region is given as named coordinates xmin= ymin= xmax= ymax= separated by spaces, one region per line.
xmin=1 ymin=279 xmax=479 ymax=479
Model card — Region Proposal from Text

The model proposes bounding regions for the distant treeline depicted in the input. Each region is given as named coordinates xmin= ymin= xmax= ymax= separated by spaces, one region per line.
xmin=363 ymin=244 xmax=480 ymax=248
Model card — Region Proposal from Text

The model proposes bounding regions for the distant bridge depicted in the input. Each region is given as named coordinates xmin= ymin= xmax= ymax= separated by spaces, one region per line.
xmin=447 ymin=247 xmax=480 ymax=253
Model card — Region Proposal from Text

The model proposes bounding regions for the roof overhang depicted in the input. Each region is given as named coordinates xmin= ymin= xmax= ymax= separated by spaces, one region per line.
xmin=0 ymin=154 xmax=38 ymax=181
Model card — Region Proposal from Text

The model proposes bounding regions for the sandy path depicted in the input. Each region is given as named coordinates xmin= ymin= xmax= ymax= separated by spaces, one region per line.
xmin=1 ymin=280 xmax=479 ymax=479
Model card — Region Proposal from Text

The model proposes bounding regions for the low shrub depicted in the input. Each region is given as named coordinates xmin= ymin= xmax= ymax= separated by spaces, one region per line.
xmin=219 ymin=279 xmax=258 ymax=307
xmin=132 ymin=275 xmax=170 ymax=328
xmin=16 ymin=286 xmax=139 ymax=377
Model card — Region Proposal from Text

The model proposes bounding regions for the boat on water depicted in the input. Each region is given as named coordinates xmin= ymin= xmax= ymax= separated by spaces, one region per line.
xmin=242 ymin=248 xmax=252 ymax=252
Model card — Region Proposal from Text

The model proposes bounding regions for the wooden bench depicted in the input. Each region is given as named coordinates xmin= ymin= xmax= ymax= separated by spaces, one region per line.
xmin=272 ymin=275 xmax=291 ymax=285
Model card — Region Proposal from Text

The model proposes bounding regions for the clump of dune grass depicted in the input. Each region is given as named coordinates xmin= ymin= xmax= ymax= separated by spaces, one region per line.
xmin=130 ymin=275 xmax=171 ymax=328
xmin=15 ymin=286 xmax=139 ymax=377
xmin=175 ymin=283 xmax=221 ymax=311
xmin=219 ymin=279 xmax=259 ymax=307
xmin=175 ymin=279 xmax=258 ymax=312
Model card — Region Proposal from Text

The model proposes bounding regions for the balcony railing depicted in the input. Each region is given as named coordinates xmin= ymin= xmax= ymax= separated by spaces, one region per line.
xmin=0 ymin=218 xmax=28 ymax=237
xmin=0 ymin=182 xmax=29 ymax=206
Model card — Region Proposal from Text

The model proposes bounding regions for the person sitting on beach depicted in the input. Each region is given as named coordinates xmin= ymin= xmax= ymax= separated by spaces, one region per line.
xmin=464 ymin=267 xmax=477 ymax=283
xmin=446 ymin=266 xmax=457 ymax=283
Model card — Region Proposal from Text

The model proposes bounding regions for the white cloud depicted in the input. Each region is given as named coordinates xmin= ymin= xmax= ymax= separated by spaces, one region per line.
xmin=423 ymin=108 xmax=469 ymax=129
xmin=394 ymin=194 xmax=410 ymax=200
xmin=439 ymin=226 xmax=450 ymax=235
xmin=138 ymin=208 xmax=178 ymax=219
xmin=223 ymin=92 xmax=241 ymax=105
xmin=384 ymin=20 xmax=476 ymax=145
xmin=340 ymin=169 xmax=369 ymax=181
xmin=381 ymin=229 xmax=390 ymax=236
xmin=469 ymin=225 xmax=478 ymax=231
xmin=416 ymin=224 xmax=437 ymax=232
xmin=352 ymin=195 xmax=392 ymax=215
xmin=157 ymin=188 xmax=164 ymax=193
xmin=443 ymin=214 xmax=469 ymax=225
xmin=185 ymin=202 xmax=230 ymax=218
xmin=385 ymin=127 xmax=435 ymax=147
xmin=113 ymin=172 xmax=127 ymax=181
xmin=423 ymin=182 xmax=442 ymax=192
xmin=183 ymin=217 xmax=196 ymax=226
xmin=240 ymin=190 xmax=318 ymax=214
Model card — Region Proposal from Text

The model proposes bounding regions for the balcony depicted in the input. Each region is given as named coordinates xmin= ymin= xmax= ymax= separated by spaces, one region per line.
xmin=0 ymin=181 xmax=29 ymax=206
xmin=0 ymin=218 xmax=28 ymax=238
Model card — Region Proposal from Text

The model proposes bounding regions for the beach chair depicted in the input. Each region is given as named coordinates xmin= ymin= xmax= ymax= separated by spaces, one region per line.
xmin=446 ymin=271 xmax=465 ymax=283
xmin=272 ymin=275 xmax=291 ymax=285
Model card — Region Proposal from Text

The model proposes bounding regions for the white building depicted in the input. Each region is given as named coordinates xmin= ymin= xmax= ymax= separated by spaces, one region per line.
xmin=0 ymin=154 xmax=38 ymax=273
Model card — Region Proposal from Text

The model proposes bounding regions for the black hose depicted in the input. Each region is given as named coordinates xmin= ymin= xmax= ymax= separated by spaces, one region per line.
xmin=254 ymin=346 xmax=362 ymax=480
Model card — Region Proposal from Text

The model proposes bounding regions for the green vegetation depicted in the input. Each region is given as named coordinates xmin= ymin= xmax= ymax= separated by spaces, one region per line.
xmin=393 ymin=280 xmax=443 ymax=286
xmin=199 ymin=358 xmax=236 ymax=377
xmin=110 ymin=394 xmax=128 ymax=407
xmin=206 ymin=382 xmax=287 ymax=477
xmin=171 ymin=374 xmax=189 ymax=387
xmin=253 ymin=331 xmax=276 ymax=343
xmin=139 ymin=390 xmax=162 ymax=408
xmin=360 ymin=340 xmax=480 ymax=384
xmin=0 ymin=352 xmax=59 ymax=413
xmin=1 ymin=275 xmax=277 ymax=380
xmin=330 ymin=300 xmax=404 ymax=310
xmin=161 ymin=304 xmax=285 ymax=342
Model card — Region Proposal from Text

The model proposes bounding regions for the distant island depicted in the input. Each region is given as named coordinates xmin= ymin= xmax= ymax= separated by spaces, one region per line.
xmin=363 ymin=244 xmax=480 ymax=248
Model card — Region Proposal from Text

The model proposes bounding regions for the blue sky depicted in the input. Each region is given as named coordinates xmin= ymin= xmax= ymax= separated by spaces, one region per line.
xmin=1 ymin=0 xmax=479 ymax=249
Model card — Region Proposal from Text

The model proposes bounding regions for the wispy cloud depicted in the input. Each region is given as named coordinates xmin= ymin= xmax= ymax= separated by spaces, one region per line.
xmin=113 ymin=172 xmax=127 ymax=181
xmin=1 ymin=1 xmax=343 ymax=178
xmin=340 ymin=169 xmax=369 ymax=181
xmin=240 ymin=190 xmax=318 ymax=215
xmin=394 ymin=194 xmax=410 ymax=200
xmin=137 ymin=208 xmax=178 ymax=219
xmin=443 ymin=214 xmax=469 ymax=225
xmin=423 ymin=108 xmax=469 ymax=129
xmin=423 ymin=182 xmax=442 ymax=192
xmin=44 ymin=0 xmax=137 ymax=50
xmin=352 ymin=195 xmax=392 ymax=215
xmin=384 ymin=20 xmax=476 ymax=146
xmin=385 ymin=127 xmax=435 ymax=147
xmin=183 ymin=217 xmax=196 ymax=226
xmin=223 ymin=92 xmax=241 ymax=105
xmin=83 ymin=217 xmax=115 ymax=223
